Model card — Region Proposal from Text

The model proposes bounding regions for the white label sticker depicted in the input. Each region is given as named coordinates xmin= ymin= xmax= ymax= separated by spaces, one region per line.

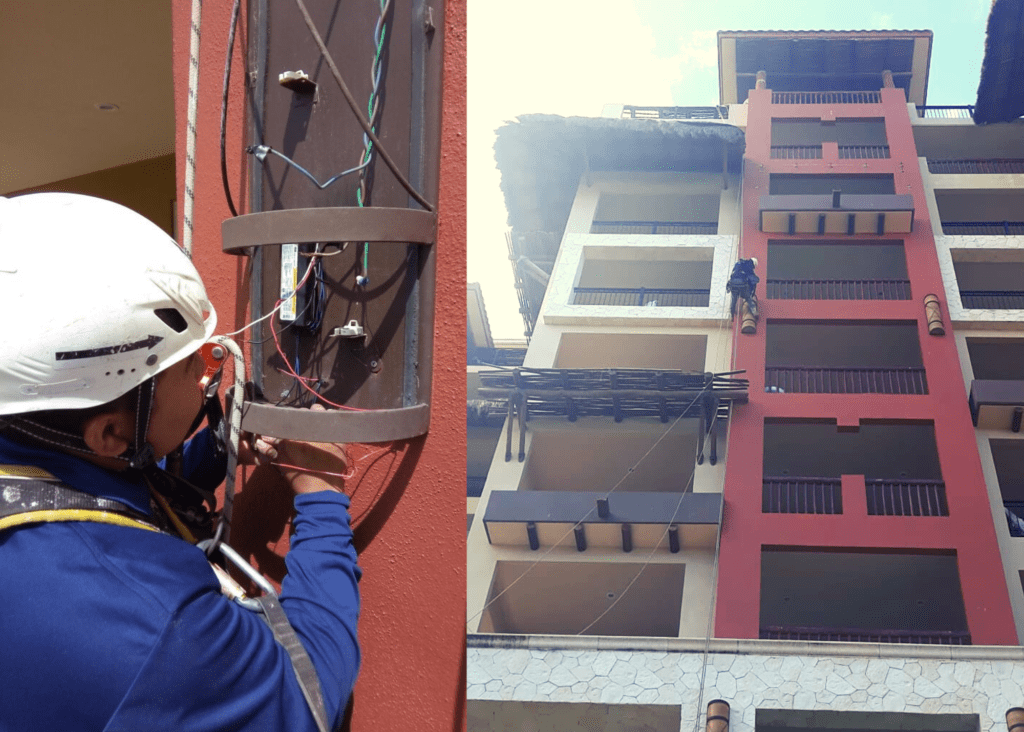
xmin=280 ymin=244 xmax=298 ymax=322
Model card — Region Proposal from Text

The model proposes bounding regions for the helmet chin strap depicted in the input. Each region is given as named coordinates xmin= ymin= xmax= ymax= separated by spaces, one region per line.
xmin=127 ymin=378 xmax=158 ymax=471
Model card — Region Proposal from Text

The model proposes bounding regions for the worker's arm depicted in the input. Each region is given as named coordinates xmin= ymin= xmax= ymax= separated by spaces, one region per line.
xmin=103 ymin=491 xmax=359 ymax=731
xmin=107 ymin=421 xmax=359 ymax=731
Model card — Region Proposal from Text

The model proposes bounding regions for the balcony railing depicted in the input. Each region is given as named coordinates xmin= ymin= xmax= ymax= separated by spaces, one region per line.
xmin=762 ymin=477 xmax=842 ymax=514
xmin=942 ymin=221 xmax=1024 ymax=235
xmin=1005 ymin=501 xmax=1024 ymax=537
xmin=765 ymin=366 xmax=928 ymax=395
xmin=928 ymin=159 xmax=1024 ymax=174
xmin=960 ymin=290 xmax=1024 ymax=309
xmin=590 ymin=220 xmax=718 ymax=235
xmin=760 ymin=626 xmax=971 ymax=645
xmin=766 ymin=279 xmax=911 ymax=300
xmin=620 ymin=105 xmax=729 ymax=120
xmin=772 ymin=91 xmax=881 ymax=104
xmin=770 ymin=145 xmax=822 ymax=159
xmin=865 ymin=479 xmax=949 ymax=516
xmin=838 ymin=145 xmax=890 ymax=159
xmin=573 ymin=287 xmax=710 ymax=307
xmin=916 ymin=105 xmax=975 ymax=119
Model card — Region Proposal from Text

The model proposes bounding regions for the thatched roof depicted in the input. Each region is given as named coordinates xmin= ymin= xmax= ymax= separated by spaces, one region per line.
xmin=975 ymin=0 xmax=1024 ymax=124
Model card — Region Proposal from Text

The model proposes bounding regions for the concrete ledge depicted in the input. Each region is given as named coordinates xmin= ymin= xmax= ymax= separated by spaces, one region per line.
xmin=467 ymin=632 xmax=1024 ymax=661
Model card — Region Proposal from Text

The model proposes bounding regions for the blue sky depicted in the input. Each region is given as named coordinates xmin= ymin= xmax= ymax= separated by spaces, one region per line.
xmin=468 ymin=0 xmax=994 ymax=339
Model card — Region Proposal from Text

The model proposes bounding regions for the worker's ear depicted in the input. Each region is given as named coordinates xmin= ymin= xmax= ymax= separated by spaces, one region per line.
xmin=81 ymin=410 xmax=134 ymax=458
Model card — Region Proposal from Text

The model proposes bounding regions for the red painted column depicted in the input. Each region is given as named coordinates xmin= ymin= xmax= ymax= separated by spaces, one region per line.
xmin=172 ymin=2 xmax=467 ymax=729
xmin=715 ymin=86 xmax=1017 ymax=644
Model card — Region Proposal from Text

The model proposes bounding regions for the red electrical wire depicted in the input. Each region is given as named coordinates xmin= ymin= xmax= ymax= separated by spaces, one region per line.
xmin=271 ymin=304 xmax=367 ymax=411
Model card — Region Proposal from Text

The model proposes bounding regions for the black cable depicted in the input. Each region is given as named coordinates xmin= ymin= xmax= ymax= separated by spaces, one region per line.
xmin=220 ymin=0 xmax=242 ymax=217
xmin=293 ymin=0 xmax=435 ymax=212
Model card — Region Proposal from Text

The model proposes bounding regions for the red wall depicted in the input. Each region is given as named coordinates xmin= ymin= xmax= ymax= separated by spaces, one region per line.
xmin=172 ymin=2 xmax=467 ymax=729
xmin=715 ymin=87 xmax=1017 ymax=644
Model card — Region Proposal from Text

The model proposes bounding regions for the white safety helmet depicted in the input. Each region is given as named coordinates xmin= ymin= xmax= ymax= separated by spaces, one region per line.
xmin=750 ymin=257 xmax=759 ymax=268
xmin=0 ymin=193 xmax=217 ymax=416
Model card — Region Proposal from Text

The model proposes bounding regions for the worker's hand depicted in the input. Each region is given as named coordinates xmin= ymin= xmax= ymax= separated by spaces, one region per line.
xmin=260 ymin=405 xmax=350 ymax=495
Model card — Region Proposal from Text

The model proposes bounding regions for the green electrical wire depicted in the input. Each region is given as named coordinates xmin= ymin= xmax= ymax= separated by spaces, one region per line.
xmin=357 ymin=0 xmax=389 ymax=285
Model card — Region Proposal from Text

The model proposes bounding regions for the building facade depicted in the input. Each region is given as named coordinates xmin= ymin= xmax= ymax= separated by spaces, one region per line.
xmin=468 ymin=29 xmax=1024 ymax=732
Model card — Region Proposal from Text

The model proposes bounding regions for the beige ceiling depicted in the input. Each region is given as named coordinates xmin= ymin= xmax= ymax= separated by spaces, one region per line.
xmin=0 ymin=1 xmax=175 ymax=194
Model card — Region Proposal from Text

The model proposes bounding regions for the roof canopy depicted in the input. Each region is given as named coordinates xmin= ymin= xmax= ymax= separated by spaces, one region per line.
xmin=717 ymin=30 xmax=933 ymax=105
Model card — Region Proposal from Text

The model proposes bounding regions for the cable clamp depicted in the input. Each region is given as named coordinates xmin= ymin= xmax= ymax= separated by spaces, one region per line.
xmin=330 ymin=320 xmax=365 ymax=339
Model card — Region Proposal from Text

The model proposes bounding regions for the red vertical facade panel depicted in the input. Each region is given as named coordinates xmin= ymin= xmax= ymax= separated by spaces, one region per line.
xmin=715 ymin=86 xmax=1017 ymax=644
xmin=172 ymin=1 xmax=467 ymax=729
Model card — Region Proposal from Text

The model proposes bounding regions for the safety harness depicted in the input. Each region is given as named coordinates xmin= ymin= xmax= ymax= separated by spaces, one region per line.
xmin=0 ymin=465 xmax=332 ymax=732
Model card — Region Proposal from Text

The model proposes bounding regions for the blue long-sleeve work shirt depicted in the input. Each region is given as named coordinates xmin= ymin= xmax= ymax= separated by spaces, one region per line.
xmin=0 ymin=433 xmax=360 ymax=731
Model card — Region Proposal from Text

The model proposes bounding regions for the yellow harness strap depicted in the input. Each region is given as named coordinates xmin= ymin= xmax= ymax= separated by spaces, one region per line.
xmin=0 ymin=509 xmax=160 ymax=533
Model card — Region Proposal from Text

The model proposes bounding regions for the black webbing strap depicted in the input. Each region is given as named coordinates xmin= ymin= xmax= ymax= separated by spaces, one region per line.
xmin=256 ymin=594 xmax=331 ymax=732
xmin=0 ymin=477 xmax=154 ymax=526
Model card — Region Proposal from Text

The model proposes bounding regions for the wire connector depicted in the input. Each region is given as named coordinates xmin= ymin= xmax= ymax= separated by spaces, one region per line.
xmin=330 ymin=320 xmax=365 ymax=339
xmin=278 ymin=70 xmax=317 ymax=95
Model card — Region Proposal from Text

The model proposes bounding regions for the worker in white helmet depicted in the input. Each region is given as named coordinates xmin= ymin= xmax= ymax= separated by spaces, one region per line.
xmin=0 ymin=193 xmax=358 ymax=731
xmin=726 ymin=256 xmax=760 ymax=318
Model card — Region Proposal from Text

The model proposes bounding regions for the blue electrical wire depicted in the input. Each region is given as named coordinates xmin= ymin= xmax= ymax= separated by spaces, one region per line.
xmin=246 ymin=145 xmax=370 ymax=190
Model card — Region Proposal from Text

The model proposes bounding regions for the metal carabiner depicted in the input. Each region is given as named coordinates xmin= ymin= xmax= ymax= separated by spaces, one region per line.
xmin=198 ymin=538 xmax=276 ymax=612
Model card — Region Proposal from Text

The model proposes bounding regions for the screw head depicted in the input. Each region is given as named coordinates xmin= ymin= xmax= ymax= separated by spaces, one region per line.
xmin=211 ymin=346 xmax=225 ymax=360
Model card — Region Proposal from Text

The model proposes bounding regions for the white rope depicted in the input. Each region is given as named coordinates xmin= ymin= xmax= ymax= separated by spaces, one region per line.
xmin=182 ymin=0 xmax=203 ymax=258
xmin=211 ymin=335 xmax=245 ymax=546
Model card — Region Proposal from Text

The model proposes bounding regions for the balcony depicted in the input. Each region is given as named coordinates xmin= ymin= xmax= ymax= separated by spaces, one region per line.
xmin=966 ymin=340 xmax=1024 ymax=433
xmin=944 ymin=222 xmax=1024 ymax=236
xmin=954 ymin=262 xmax=1024 ymax=309
xmin=483 ymin=490 xmax=720 ymax=552
xmin=993 ymin=441 xmax=1024 ymax=537
xmin=478 ymin=560 xmax=686 ymax=637
xmin=760 ymin=627 xmax=971 ymax=644
xmin=572 ymin=286 xmax=709 ymax=307
xmin=928 ymin=159 xmax=1024 ymax=174
xmin=619 ymin=104 xmax=728 ymax=120
xmin=760 ymin=549 xmax=972 ymax=645
xmin=591 ymin=191 xmax=721 ymax=236
xmin=766 ymin=241 xmax=910 ymax=301
xmin=764 ymin=421 xmax=944 ymax=516
xmin=590 ymin=220 xmax=717 ymax=235
xmin=916 ymin=105 xmax=975 ymax=119
xmin=937 ymin=191 xmax=1024 ymax=236
xmin=765 ymin=322 xmax=926 ymax=395
xmin=772 ymin=91 xmax=881 ymax=104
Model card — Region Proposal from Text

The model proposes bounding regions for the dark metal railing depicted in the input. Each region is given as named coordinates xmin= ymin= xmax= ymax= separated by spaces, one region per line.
xmin=762 ymin=477 xmax=842 ymax=514
xmin=773 ymin=91 xmax=881 ymax=104
xmin=1005 ymin=501 xmax=1024 ymax=537
xmin=865 ymin=479 xmax=948 ymax=516
xmin=838 ymin=145 xmax=890 ymax=159
xmin=765 ymin=366 xmax=928 ymax=395
xmin=960 ymin=290 xmax=1024 ymax=309
xmin=590 ymin=220 xmax=718 ymax=235
xmin=573 ymin=287 xmax=710 ymax=307
xmin=620 ymin=105 xmax=729 ymax=120
xmin=942 ymin=221 xmax=1024 ymax=235
xmin=766 ymin=279 xmax=911 ymax=300
xmin=916 ymin=105 xmax=975 ymax=119
xmin=760 ymin=626 xmax=971 ymax=645
xmin=770 ymin=145 xmax=822 ymax=159
xmin=929 ymin=159 xmax=1024 ymax=174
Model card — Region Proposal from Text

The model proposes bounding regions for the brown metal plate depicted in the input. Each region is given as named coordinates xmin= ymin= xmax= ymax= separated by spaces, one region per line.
xmin=222 ymin=207 xmax=437 ymax=254
xmin=241 ymin=401 xmax=430 ymax=442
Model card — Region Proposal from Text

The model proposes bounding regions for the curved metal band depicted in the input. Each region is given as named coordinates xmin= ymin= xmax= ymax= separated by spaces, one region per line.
xmin=241 ymin=402 xmax=429 ymax=442
xmin=222 ymin=207 xmax=436 ymax=254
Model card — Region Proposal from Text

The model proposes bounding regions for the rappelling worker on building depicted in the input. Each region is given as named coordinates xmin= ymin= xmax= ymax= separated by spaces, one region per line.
xmin=0 ymin=193 xmax=359 ymax=732
xmin=726 ymin=256 xmax=759 ymax=318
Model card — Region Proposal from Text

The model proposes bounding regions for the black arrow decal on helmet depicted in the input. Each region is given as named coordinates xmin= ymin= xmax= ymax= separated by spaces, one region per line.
xmin=55 ymin=335 xmax=164 ymax=361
